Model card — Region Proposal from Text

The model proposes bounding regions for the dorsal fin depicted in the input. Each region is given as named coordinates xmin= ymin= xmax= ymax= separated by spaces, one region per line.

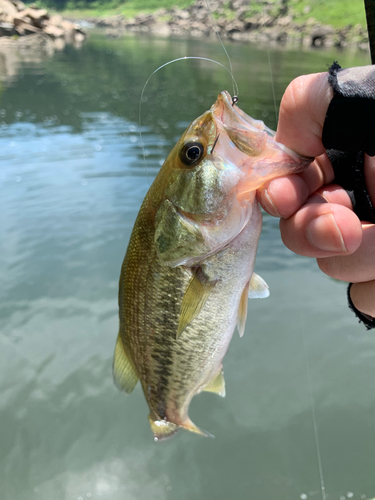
xmin=113 ymin=333 xmax=139 ymax=394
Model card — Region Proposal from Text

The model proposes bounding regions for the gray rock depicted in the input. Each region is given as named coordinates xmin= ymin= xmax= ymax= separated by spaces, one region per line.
xmin=225 ymin=19 xmax=245 ymax=34
xmin=0 ymin=0 xmax=86 ymax=43
xmin=9 ymin=0 xmax=25 ymax=11
xmin=173 ymin=9 xmax=190 ymax=20
xmin=135 ymin=13 xmax=155 ymax=26
xmin=0 ymin=20 xmax=15 ymax=35
xmin=277 ymin=15 xmax=293 ymax=27
xmin=0 ymin=0 xmax=17 ymax=21
xmin=44 ymin=24 xmax=65 ymax=38
xmin=311 ymin=25 xmax=334 ymax=47
xmin=15 ymin=21 xmax=40 ymax=36
xmin=83 ymin=0 xmax=361 ymax=50
xmin=15 ymin=8 xmax=48 ymax=28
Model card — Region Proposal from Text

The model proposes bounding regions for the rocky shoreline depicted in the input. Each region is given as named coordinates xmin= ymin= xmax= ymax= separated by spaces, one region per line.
xmin=90 ymin=0 xmax=368 ymax=50
xmin=0 ymin=0 xmax=369 ymax=52
xmin=0 ymin=0 xmax=86 ymax=46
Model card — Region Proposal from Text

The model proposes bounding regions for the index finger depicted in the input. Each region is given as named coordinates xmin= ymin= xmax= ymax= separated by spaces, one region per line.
xmin=275 ymin=72 xmax=333 ymax=157
xmin=258 ymin=72 xmax=334 ymax=217
xmin=258 ymin=154 xmax=334 ymax=218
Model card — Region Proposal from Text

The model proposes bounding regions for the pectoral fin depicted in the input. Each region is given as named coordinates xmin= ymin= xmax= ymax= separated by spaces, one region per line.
xmin=154 ymin=199 xmax=209 ymax=266
xmin=237 ymin=282 xmax=249 ymax=338
xmin=203 ymin=367 xmax=226 ymax=397
xmin=248 ymin=272 xmax=269 ymax=299
xmin=113 ymin=333 xmax=139 ymax=394
xmin=177 ymin=267 xmax=216 ymax=338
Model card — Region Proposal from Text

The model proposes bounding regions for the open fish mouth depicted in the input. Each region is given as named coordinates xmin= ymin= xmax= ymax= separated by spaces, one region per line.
xmin=211 ymin=91 xmax=269 ymax=156
xmin=212 ymin=90 xmax=274 ymax=137
xmin=211 ymin=90 xmax=312 ymax=178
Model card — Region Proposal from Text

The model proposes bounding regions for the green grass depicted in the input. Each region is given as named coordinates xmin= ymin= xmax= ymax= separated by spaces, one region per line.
xmin=292 ymin=0 xmax=367 ymax=28
xmin=31 ymin=0 xmax=368 ymax=29
xmin=51 ymin=0 xmax=196 ymax=18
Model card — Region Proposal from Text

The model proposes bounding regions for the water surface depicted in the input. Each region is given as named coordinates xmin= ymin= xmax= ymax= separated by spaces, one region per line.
xmin=0 ymin=32 xmax=374 ymax=500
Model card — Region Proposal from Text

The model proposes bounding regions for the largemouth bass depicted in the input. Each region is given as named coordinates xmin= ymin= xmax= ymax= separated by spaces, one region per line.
xmin=114 ymin=91 xmax=311 ymax=441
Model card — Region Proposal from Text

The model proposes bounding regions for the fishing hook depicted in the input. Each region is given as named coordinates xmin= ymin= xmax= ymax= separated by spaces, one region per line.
xmin=232 ymin=95 xmax=239 ymax=106
xmin=211 ymin=133 xmax=220 ymax=154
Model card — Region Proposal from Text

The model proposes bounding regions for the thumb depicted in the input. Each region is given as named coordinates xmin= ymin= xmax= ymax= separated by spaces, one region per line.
xmin=275 ymin=72 xmax=333 ymax=158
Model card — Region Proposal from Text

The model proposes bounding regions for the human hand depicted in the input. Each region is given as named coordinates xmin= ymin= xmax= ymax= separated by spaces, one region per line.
xmin=257 ymin=71 xmax=375 ymax=319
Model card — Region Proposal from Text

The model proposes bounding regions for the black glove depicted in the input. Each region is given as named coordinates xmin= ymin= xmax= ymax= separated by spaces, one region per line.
xmin=322 ymin=62 xmax=375 ymax=329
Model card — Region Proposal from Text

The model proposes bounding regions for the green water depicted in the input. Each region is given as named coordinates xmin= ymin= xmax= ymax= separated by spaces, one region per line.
xmin=0 ymin=32 xmax=373 ymax=500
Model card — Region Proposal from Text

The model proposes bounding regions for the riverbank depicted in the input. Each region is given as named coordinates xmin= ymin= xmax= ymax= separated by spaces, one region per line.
xmin=62 ymin=0 xmax=368 ymax=50
xmin=0 ymin=0 xmax=86 ymax=46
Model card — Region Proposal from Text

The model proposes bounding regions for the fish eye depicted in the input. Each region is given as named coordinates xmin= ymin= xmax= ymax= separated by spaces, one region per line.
xmin=179 ymin=141 xmax=204 ymax=166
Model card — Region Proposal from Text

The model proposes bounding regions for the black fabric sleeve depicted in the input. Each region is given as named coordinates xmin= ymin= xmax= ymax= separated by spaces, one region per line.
xmin=322 ymin=63 xmax=375 ymax=329
xmin=322 ymin=62 xmax=375 ymax=156
xmin=323 ymin=63 xmax=375 ymax=224
xmin=326 ymin=149 xmax=375 ymax=223
xmin=347 ymin=284 xmax=375 ymax=330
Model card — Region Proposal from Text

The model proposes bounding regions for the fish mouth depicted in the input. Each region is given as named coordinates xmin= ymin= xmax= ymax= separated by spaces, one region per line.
xmin=211 ymin=91 xmax=271 ymax=159
xmin=211 ymin=91 xmax=272 ymax=138
xmin=211 ymin=90 xmax=313 ymax=169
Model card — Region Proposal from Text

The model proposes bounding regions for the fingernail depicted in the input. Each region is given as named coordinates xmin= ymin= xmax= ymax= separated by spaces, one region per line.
xmin=262 ymin=189 xmax=281 ymax=217
xmin=307 ymin=213 xmax=347 ymax=252
xmin=306 ymin=193 xmax=327 ymax=204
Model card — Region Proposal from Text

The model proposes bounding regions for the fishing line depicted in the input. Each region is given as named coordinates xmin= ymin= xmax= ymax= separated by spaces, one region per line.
xmin=261 ymin=6 xmax=278 ymax=124
xmin=138 ymin=56 xmax=239 ymax=185
xmin=204 ymin=0 xmax=238 ymax=98
xmin=300 ymin=313 xmax=327 ymax=500
xmin=266 ymin=49 xmax=278 ymax=124
xmin=260 ymin=6 xmax=324 ymax=494
xmin=138 ymin=0 xmax=240 ymax=184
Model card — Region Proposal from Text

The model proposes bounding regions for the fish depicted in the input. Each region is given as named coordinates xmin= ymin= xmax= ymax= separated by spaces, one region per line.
xmin=113 ymin=91 xmax=311 ymax=441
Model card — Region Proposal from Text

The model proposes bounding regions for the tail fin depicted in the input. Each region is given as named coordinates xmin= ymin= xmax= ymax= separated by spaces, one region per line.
xmin=179 ymin=419 xmax=214 ymax=439
xmin=148 ymin=415 xmax=214 ymax=441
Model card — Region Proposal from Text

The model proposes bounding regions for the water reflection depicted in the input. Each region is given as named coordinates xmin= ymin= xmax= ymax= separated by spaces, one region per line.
xmin=0 ymin=32 xmax=374 ymax=500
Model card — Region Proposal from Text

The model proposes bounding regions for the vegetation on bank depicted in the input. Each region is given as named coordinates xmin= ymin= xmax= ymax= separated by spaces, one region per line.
xmin=31 ymin=0 xmax=195 ymax=18
xmin=28 ymin=0 xmax=367 ymax=29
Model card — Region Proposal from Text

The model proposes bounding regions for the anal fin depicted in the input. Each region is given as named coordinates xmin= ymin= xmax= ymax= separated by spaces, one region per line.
xmin=177 ymin=266 xmax=216 ymax=338
xmin=203 ymin=367 xmax=226 ymax=397
xmin=113 ymin=333 xmax=139 ymax=394
xmin=248 ymin=272 xmax=269 ymax=299
xmin=237 ymin=273 xmax=269 ymax=337
xmin=237 ymin=282 xmax=249 ymax=338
